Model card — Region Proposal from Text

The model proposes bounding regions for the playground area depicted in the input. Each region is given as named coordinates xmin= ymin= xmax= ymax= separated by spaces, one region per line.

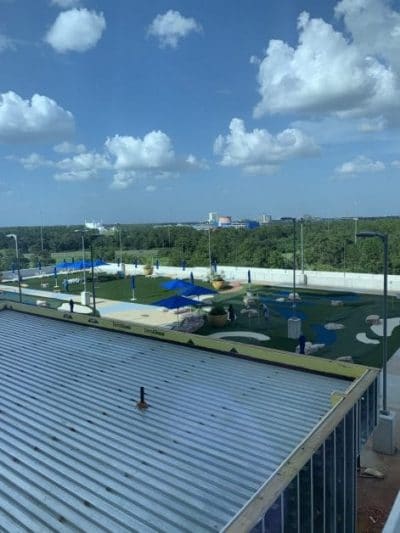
xmin=196 ymin=286 xmax=400 ymax=368
xmin=2 ymin=271 xmax=400 ymax=367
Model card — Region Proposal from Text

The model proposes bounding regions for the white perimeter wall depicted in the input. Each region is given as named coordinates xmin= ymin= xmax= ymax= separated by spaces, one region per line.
xmin=122 ymin=264 xmax=400 ymax=293
xmin=3 ymin=263 xmax=400 ymax=293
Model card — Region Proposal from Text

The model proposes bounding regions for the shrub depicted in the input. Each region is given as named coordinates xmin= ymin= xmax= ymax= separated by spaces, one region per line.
xmin=209 ymin=304 xmax=226 ymax=316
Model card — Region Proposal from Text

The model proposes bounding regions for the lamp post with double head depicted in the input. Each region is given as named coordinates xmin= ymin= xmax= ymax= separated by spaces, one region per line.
xmin=6 ymin=234 xmax=22 ymax=303
xmin=357 ymin=231 xmax=389 ymax=415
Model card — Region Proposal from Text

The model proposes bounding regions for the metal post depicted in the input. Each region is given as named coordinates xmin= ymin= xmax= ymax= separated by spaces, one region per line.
xmin=15 ymin=236 xmax=22 ymax=304
xmin=281 ymin=218 xmax=297 ymax=314
xmin=82 ymin=234 xmax=87 ymax=292
xmin=357 ymin=231 xmax=389 ymax=415
xmin=300 ymin=220 xmax=304 ymax=274
xmin=7 ymin=234 xmax=22 ymax=303
xmin=90 ymin=244 xmax=96 ymax=316
xmin=354 ymin=218 xmax=358 ymax=244
xmin=343 ymin=243 xmax=346 ymax=279
xmin=208 ymin=225 xmax=212 ymax=275
xmin=119 ymin=226 xmax=123 ymax=264
xmin=40 ymin=225 xmax=44 ymax=252
xmin=382 ymin=234 xmax=388 ymax=414
xmin=293 ymin=219 xmax=296 ymax=313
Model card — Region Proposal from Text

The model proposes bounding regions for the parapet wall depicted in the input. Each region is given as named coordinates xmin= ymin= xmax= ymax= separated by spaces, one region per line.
xmin=3 ymin=263 xmax=399 ymax=293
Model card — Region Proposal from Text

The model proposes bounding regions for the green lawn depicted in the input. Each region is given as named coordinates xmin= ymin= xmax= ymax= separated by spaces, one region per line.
xmin=12 ymin=273 xmax=212 ymax=305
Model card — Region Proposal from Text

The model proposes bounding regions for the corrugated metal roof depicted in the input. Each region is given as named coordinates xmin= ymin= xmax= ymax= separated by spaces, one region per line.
xmin=0 ymin=310 xmax=349 ymax=532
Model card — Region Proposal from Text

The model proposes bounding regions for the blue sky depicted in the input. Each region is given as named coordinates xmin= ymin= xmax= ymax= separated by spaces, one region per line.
xmin=1 ymin=0 xmax=400 ymax=225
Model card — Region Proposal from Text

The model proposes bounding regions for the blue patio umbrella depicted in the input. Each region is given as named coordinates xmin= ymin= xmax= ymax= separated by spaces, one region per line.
xmin=152 ymin=295 xmax=201 ymax=311
xmin=161 ymin=279 xmax=193 ymax=291
xmin=248 ymin=269 xmax=252 ymax=284
xmin=56 ymin=261 xmax=72 ymax=269
xmin=181 ymin=285 xmax=216 ymax=297
xmin=94 ymin=259 xmax=108 ymax=267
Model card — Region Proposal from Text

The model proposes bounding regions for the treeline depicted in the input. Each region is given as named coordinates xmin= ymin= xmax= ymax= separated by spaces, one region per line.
xmin=0 ymin=218 xmax=399 ymax=274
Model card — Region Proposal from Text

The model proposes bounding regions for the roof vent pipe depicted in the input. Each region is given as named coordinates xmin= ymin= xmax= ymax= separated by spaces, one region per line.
xmin=136 ymin=386 xmax=148 ymax=410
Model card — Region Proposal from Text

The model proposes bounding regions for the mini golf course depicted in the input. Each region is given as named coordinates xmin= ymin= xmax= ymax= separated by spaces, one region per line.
xmin=4 ymin=273 xmax=400 ymax=368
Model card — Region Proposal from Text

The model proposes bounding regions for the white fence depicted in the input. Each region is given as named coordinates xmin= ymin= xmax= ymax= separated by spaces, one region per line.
xmin=3 ymin=263 xmax=399 ymax=293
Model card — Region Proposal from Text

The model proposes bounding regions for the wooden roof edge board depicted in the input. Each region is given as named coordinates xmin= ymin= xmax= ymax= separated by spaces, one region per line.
xmin=221 ymin=366 xmax=379 ymax=533
xmin=0 ymin=301 xmax=373 ymax=380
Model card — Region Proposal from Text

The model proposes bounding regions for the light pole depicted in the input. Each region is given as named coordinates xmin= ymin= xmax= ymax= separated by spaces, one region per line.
xmin=354 ymin=217 xmax=358 ymax=244
xmin=343 ymin=243 xmax=346 ymax=279
xmin=119 ymin=225 xmax=123 ymax=264
xmin=281 ymin=217 xmax=297 ymax=314
xmin=75 ymin=230 xmax=87 ymax=292
xmin=300 ymin=219 xmax=304 ymax=275
xmin=208 ymin=225 xmax=212 ymax=275
xmin=6 ymin=234 xmax=22 ymax=303
xmin=357 ymin=231 xmax=389 ymax=414
xmin=90 ymin=243 xmax=96 ymax=316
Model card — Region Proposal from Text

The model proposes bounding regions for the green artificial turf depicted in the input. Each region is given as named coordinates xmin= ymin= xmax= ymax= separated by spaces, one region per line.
xmin=197 ymin=286 xmax=400 ymax=368
xmin=6 ymin=273 xmax=399 ymax=368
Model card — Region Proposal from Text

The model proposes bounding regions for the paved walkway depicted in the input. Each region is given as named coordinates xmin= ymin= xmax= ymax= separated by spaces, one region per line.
xmin=0 ymin=284 xmax=181 ymax=328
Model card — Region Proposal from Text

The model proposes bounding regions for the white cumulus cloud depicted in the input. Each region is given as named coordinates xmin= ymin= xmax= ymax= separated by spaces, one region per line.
xmin=335 ymin=0 xmax=400 ymax=72
xmin=19 ymin=153 xmax=54 ymax=170
xmin=45 ymin=8 xmax=106 ymax=53
xmin=11 ymin=128 xmax=203 ymax=188
xmin=0 ymin=34 xmax=16 ymax=52
xmin=0 ymin=91 xmax=74 ymax=142
xmin=53 ymin=141 xmax=86 ymax=154
xmin=253 ymin=3 xmax=400 ymax=125
xmin=335 ymin=155 xmax=385 ymax=174
xmin=105 ymin=131 xmax=176 ymax=170
xmin=148 ymin=10 xmax=201 ymax=48
xmin=55 ymin=151 xmax=110 ymax=181
xmin=214 ymin=118 xmax=319 ymax=174
xmin=51 ymin=0 xmax=80 ymax=7
xmin=110 ymin=170 xmax=137 ymax=190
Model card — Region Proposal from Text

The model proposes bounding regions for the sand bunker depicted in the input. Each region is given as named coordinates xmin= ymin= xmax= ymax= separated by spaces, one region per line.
xmin=325 ymin=323 xmax=344 ymax=330
xmin=356 ymin=333 xmax=380 ymax=345
xmin=208 ymin=331 xmax=270 ymax=341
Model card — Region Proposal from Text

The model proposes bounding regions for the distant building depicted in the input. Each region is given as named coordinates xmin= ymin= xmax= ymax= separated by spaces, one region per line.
xmin=242 ymin=219 xmax=260 ymax=229
xmin=218 ymin=215 xmax=232 ymax=226
xmin=208 ymin=212 xmax=218 ymax=224
xmin=260 ymin=214 xmax=272 ymax=224
xmin=84 ymin=220 xmax=107 ymax=234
